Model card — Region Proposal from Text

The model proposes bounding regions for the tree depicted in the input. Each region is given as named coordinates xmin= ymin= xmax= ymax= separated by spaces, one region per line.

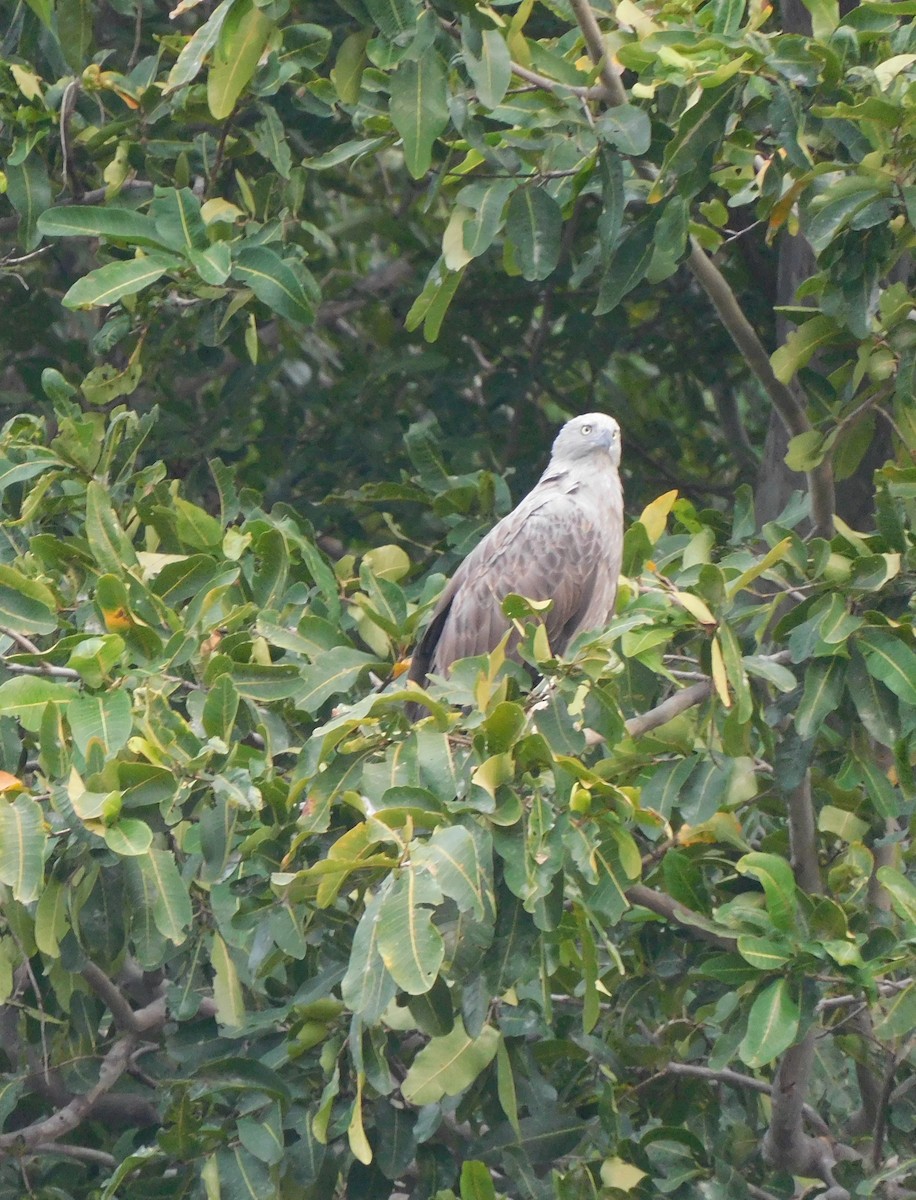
xmin=0 ymin=0 xmax=914 ymax=1197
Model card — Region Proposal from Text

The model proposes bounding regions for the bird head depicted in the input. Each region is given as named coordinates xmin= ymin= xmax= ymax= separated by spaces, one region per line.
xmin=551 ymin=413 xmax=621 ymax=468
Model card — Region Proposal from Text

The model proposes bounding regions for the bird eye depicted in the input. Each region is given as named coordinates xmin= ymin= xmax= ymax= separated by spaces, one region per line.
xmin=581 ymin=424 xmax=592 ymax=435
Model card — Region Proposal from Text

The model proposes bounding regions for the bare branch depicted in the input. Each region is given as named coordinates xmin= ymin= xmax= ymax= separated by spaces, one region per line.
xmin=624 ymin=883 xmax=736 ymax=950
xmin=623 ymin=680 xmax=712 ymax=739
xmin=763 ymin=1034 xmax=854 ymax=1196
xmin=686 ymin=240 xmax=835 ymax=536
xmin=567 ymin=0 xmax=628 ymax=105
xmin=0 ymin=628 xmax=44 ymax=656
xmin=510 ymin=59 xmax=613 ymax=100
xmin=0 ymin=662 xmax=80 ymax=679
xmin=0 ymin=1036 xmax=136 ymax=1154
xmin=662 ymin=1062 xmax=831 ymax=1136
xmin=28 ymin=1143 xmax=117 ymax=1168
xmin=786 ymin=772 xmax=821 ymax=895
xmin=81 ymin=964 xmax=142 ymax=1034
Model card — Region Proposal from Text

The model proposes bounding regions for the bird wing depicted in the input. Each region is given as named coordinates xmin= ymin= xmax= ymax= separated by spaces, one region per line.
xmin=409 ymin=482 xmax=618 ymax=684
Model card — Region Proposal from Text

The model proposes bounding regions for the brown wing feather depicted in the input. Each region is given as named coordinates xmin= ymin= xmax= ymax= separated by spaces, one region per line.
xmin=409 ymin=492 xmax=618 ymax=685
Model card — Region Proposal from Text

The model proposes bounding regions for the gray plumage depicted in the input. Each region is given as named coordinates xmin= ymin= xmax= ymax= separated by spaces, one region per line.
xmin=408 ymin=413 xmax=624 ymax=690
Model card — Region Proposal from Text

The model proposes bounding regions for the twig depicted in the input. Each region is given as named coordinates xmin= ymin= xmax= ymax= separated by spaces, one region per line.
xmin=28 ymin=1143 xmax=117 ymax=1168
xmin=661 ymin=1062 xmax=831 ymax=1136
xmin=1 ymin=662 xmax=80 ymax=679
xmin=59 ymin=80 xmax=81 ymax=197
xmin=0 ymin=628 xmax=44 ymax=656
xmin=509 ymin=59 xmax=612 ymax=101
xmin=624 ymin=883 xmax=736 ymax=950
xmin=624 ymin=681 xmax=712 ymax=739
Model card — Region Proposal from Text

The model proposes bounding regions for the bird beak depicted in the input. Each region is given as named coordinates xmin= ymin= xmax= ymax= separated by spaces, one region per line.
xmin=596 ymin=428 xmax=615 ymax=451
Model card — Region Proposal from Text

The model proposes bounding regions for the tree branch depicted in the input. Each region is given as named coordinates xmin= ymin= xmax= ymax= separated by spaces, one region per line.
xmin=28 ymin=1143 xmax=117 ymax=1168
xmin=81 ymin=964 xmax=141 ymax=1033
xmin=686 ymin=241 xmax=835 ymax=537
xmin=662 ymin=1061 xmax=830 ymax=1136
xmin=565 ymin=0 xmax=837 ymax=538
xmin=0 ymin=1036 xmax=137 ymax=1154
xmin=624 ymin=883 xmax=736 ymax=950
xmin=762 ymin=1034 xmax=853 ymax=1197
xmin=510 ymin=59 xmax=613 ymax=101
xmin=567 ymin=0 xmax=628 ymax=105
xmin=786 ymin=772 xmax=821 ymax=894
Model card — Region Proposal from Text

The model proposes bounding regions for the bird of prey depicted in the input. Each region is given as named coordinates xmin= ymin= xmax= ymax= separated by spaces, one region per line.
xmin=408 ymin=412 xmax=624 ymax=692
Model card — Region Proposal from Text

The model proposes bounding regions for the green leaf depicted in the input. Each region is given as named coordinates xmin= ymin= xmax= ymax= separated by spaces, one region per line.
xmin=0 ymin=452 xmax=60 ymax=495
xmin=137 ymin=849 xmax=192 ymax=945
xmin=211 ymin=932 xmax=245 ymax=1026
xmin=150 ymin=187 xmax=208 ymax=254
xmin=365 ymin=0 xmax=419 ymax=40
xmin=413 ymin=824 xmax=491 ymax=920
xmin=389 ymin=54 xmax=449 ymax=179
xmin=207 ymin=0 xmax=273 ymax=120
xmin=189 ymin=242 xmax=232 ymax=285
xmin=876 ymin=867 xmax=916 ymax=929
xmin=232 ymin=247 xmax=316 ymax=325
xmin=215 ymin=1145 xmax=270 ymax=1197
xmin=401 ymin=1021 xmax=500 ymax=1104
xmin=738 ymin=978 xmax=799 ymax=1067
xmin=595 ymin=222 xmax=654 ymax=315
xmin=0 ymin=795 xmax=47 ymax=903
xmin=772 ymin=315 xmax=839 ymax=385
xmin=35 ymin=877 xmax=69 ymax=957
xmin=62 ymin=254 xmax=179 ymax=310
xmin=459 ymin=179 xmax=516 ymax=259
xmin=202 ymin=674 xmax=239 ymax=740
xmin=407 ymin=975 xmax=454 ymax=1035
xmin=68 ymin=690 xmax=132 ymax=757
xmin=37 ymin=207 xmax=166 ymax=245
xmin=784 ymin=429 xmax=831 ymax=472
xmin=0 ymin=677 xmax=78 ymax=733
xmin=800 ymin=0 xmax=838 ymax=36
xmin=104 ymin=818 xmax=153 ymax=856
xmin=297 ymin=647 xmax=381 ymax=714
xmin=873 ymin=982 xmax=916 ymax=1040
xmin=0 ymin=565 xmax=57 ymax=634
xmin=803 ymin=176 xmax=892 ymax=255
xmin=330 ymin=29 xmax=370 ymax=104
xmin=460 ymin=1160 xmax=498 ymax=1200
xmin=736 ymin=935 xmax=793 ymax=970
xmin=795 ymin=656 xmax=846 ymax=740
xmin=67 ymin=634 xmax=125 ymax=688
xmin=85 ymin=481 xmax=138 ymax=572
xmin=657 ymin=81 xmax=737 ymax=187
xmin=464 ymin=28 xmax=512 ymax=109
xmin=165 ymin=0 xmax=236 ymax=91
xmin=376 ymin=867 xmax=444 ymax=994
xmin=856 ymin=629 xmax=916 ymax=706
xmin=342 ymin=892 xmax=398 ymax=1020
xmin=596 ymin=105 xmax=652 ymax=155
xmin=505 ymin=187 xmax=562 ymax=282
xmin=736 ymin=853 xmax=797 ymax=926
xmin=173 ymin=497 xmax=223 ymax=549
xmin=23 ymin=0 xmax=53 ymax=27
xmin=818 ymin=805 xmax=868 ymax=843
xmin=249 ymin=107 xmax=292 ymax=179
xmin=5 ymin=157 xmax=51 ymax=251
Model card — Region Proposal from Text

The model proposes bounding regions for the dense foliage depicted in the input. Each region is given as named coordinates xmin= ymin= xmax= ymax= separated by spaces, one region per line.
xmin=1 ymin=0 xmax=915 ymax=1197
